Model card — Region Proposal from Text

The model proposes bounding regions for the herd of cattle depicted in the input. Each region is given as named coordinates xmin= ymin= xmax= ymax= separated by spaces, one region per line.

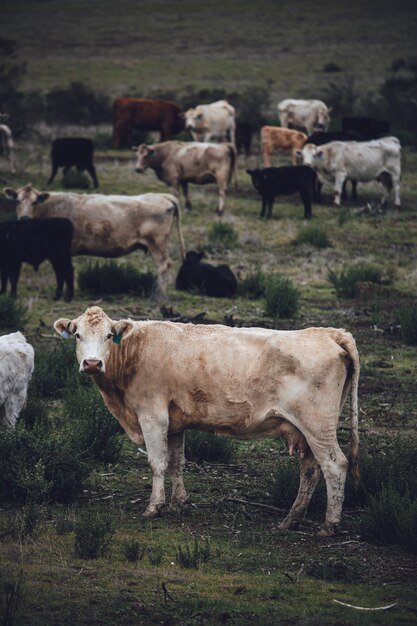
xmin=0 ymin=96 xmax=404 ymax=533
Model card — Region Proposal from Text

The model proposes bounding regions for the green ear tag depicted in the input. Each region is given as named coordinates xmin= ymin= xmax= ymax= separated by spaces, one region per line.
xmin=113 ymin=333 xmax=122 ymax=345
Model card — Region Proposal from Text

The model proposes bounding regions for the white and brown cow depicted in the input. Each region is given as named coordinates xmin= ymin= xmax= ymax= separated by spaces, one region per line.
xmin=277 ymin=99 xmax=331 ymax=136
xmin=134 ymin=141 xmax=236 ymax=215
xmin=184 ymin=100 xmax=236 ymax=144
xmin=0 ymin=332 xmax=34 ymax=428
xmin=296 ymin=137 xmax=401 ymax=207
xmin=260 ymin=126 xmax=308 ymax=166
xmin=54 ymin=306 xmax=360 ymax=536
xmin=3 ymin=184 xmax=185 ymax=295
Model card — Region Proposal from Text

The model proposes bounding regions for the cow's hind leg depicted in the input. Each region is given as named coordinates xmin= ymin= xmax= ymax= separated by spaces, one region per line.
xmin=180 ymin=182 xmax=192 ymax=210
xmin=87 ymin=165 xmax=99 ymax=188
xmin=138 ymin=410 xmax=169 ymax=518
xmin=279 ymin=448 xmax=321 ymax=530
xmin=48 ymin=165 xmax=58 ymax=185
xmin=167 ymin=431 xmax=187 ymax=511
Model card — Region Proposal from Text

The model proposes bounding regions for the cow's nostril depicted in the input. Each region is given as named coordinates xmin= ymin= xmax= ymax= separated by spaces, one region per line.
xmin=82 ymin=358 xmax=103 ymax=373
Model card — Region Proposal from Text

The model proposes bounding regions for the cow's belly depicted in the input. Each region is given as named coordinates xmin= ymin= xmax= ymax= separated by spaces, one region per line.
xmin=184 ymin=174 xmax=216 ymax=185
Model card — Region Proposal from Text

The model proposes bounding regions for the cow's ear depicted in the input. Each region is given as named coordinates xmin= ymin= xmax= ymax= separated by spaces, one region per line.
xmin=54 ymin=318 xmax=77 ymax=339
xmin=35 ymin=193 xmax=50 ymax=204
xmin=4 ymin=187 xmax=17 ymax=200
xmin=316 ymin=150 xmax=324 ymax=160
xmin=197 ymin=251 xmax=205 ymax=261
xmin=111 ymin=319 xmax=135 ymax=343
xmin=147 ymin=146 xmax=155 ymax=154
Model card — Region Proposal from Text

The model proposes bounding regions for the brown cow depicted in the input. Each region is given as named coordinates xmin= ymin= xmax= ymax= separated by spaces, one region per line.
xmin=261 ymin=126 xmax=308 ymax=167
xmin=134 ymin=141 xmax=236 ymax=215
xmin=54 ymin=306 xmax=360 ymax=536
xmin=113 ymin=98 xmax=184 ymax=148
xmin=4 ymin=184 xmax=185 ymax=295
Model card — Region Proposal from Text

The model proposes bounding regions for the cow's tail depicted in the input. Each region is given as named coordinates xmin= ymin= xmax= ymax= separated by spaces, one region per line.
xmin=227 ymin=143 xmax=238 ymax=189
xmin=336 ymin=330 xmax=360 ymax=488
xmin=172 ymin=198 xmax=186 ymax=260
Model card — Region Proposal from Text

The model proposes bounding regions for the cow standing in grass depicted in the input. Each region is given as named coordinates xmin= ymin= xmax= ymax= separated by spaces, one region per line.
xmin=0 ymin=332 xmax=34 ymax=429
xmin=48 ymin=138 xmax=98 ymax=188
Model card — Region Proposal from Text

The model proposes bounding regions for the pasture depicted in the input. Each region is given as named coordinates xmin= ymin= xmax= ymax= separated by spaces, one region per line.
xmin=1 ymin=0 xmax=417 ymax=624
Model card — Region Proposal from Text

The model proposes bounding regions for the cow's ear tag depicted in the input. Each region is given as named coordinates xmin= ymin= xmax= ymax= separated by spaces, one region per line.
xmin=61 ymin=329 xmax=70 ymax=339
xmin=113 ymin=333 xmax=122 ymax=345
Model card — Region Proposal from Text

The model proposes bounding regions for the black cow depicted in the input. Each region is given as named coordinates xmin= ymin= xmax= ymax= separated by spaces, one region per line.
xmin=236 ymin=121 xmax=253 ymax=157
xmin=304 ymin=131 xmax=364 ymax=201
xmin=0 ymin=218 xmax=74 ymax=301
xmin=341 ymin=117 xmax=391 ymax=141
xmin=246 ymin=166 xmax=317 ymax=219
xmin=48 ymin=138 xmax=98 ymax=188
xmin=176 ymin=251 xmax=238 ymax=297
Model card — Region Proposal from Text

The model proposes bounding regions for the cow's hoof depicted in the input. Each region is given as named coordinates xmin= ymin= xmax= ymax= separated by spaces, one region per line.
xmin=169 ymin=499 xmax=188 ymax=514
xmin=278 ymin=516 xmax=300 ymax=531
xmin=142 ymin=504 xmax=165 ymax=519
xmin=394 ymin=204 xmax=401 ymax=210
xmin=317 ymin=522 xmax=339 ymax=537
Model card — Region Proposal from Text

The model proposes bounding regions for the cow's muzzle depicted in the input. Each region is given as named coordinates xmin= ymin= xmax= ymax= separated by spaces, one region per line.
xmin=82 ymin=358 xmax=103 ymax=374
xmin=19 ymin=216 xmax=32 ymax=221
xmin=135 ymin=167 xmax=144 ymax=173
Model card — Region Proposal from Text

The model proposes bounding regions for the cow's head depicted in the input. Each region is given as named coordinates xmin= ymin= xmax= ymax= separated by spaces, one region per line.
xmin=295 ymin=144 xmax=318 ymax=166
xmin=54 ymin=306 xmax=135 ymax=375
xmin=4 ymin=184 xmax=50 ymax=219
xmin=184 ymin=107 xmax=206 ymax=132
xmin=134 ymin=144 xmax=155 ymax=173
xmin=184 ymin=250 xmax=205 ymax=265
xmin=313 ymin=106 xmax=331 ymax=132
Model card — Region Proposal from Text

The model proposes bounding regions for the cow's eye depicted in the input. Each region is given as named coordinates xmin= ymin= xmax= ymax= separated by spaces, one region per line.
xmin=106 ymin=333 xmax=113 ymax=340
xmin=75 ymin=333 xmax=82 ymax=340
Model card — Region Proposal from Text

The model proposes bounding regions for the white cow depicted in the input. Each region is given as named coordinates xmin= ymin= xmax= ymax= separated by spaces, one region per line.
xmin=54 ymin=306 xmax=360 ymax=536
xmin=297 ymin=137 xmax=401 ymax=207
xmin=184 ymin=100 xmax=236 ymax=144
xmin=277 ymin=99 xmax=331 ymax=135
xmin=0 ymin=124 xmax=16 ymax=173
xmin=0 ymin=332 xmax=34 ymax=428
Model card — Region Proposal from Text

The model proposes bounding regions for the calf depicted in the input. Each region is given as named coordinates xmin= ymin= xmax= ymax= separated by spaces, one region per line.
xmin=175 ymin=250 xmax=237 ymax=297
xmin=342 ymin=117 xmax=390 ymax=141
xmin=184 ymin=100 xmax=236 ymax=144
xmin=247 ymin=166 xmax=317 ymax=219
xmin=0 ymin=218 xmax=74 ymax=301
xmin=261 ymin=126 xmax=307 ymax=167
xmin=0 ymin=332 xmax=34 ymax=428
xmin=48 ymin=138 xmax=98 ymax=188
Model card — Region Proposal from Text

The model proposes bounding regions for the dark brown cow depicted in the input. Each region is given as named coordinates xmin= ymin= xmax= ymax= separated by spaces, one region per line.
xmin=113 ymin=98 xmax=184 ymax=148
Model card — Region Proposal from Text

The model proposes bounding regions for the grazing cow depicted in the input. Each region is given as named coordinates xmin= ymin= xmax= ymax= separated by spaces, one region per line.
xmin=342 ymin=117 xmax=391 ymax=141
xmin=134 ymin=141 xmax=236 ymax=215
xmin=297 ymin=137 xmax=401 ymax=208
xmin=113 ymin=98 xmax=184 ymax=148
xmin=3 ymin=184 xmax=186 ymax=295
xmin=48 ymin=138 xmax=98 ymax=188
xmin=278 ymin=99 xmax=331 ymax=135
xmin=236 ymin=121 xmax=253 ymax=157
xmin=176 ymin=250 xmax=238 ymax=297
xmin=0 ymin=124 xmax=16 ymax=173
xmin=184 ymin=100 xmax=236 ymax=144
xmin=261 ymin=126 xmax=308 ymax=167
xmin=54 ymin=306 xmax=360 ymax=536
xmin=0 ymin=218 xmax=74 ymax=301
xmin=0 ymin=332 xmax=34 ymax=429
xmin=247 ymin=166 xmax=317 ymax=219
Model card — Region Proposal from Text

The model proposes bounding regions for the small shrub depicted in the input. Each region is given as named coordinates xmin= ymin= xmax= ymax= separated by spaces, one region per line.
xmin=323 ymin=62 xmax=342 ymax=73
xmin=0 ymin=570 xmax=24 ymax=626
xmin=327 ymin=262 xmax=383 ymax=298
xmin=208 ymin=222 xmax=238 ymax=250
xmin=124 ymin=540 xmax=146 ymax=563
xmin=295 ymin=224 xmax=330 ymax=248
xmin=54 ymin=510 xmax=75 ymax=536
xmin=0 ymin=295 xmax=29 ymax=330
xmin=238 ymin=269 xmax=267 ymax=299
xmin=31 ymin=340 xmax=77 ymax=398
xmin=306 ymin=557 xmax=358 ymax=582
xmin=147 ymin=546 xmax=164 ymax=566
xmin=265 ymin=275 xmax=300 ymax=319
xmin=62 ymin=169 xmax=91 ymax=189
xmin=78 ymin=261 xmax=155 ymax=296
xmin=74 ymin=508 xmax=115 ymax=559
xmin=185 ymin=431 xmax=237 ymax=464
xmin=396 ymin=302 xmax=417 ymax=345
xmin=176 ymin=539 xmax=211 ymax=569
xmin=337 ymin=207 xmax=351 ymax=226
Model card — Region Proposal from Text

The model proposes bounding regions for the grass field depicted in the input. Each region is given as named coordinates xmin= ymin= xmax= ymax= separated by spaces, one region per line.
xmin=1 ymin=2 xmax=417 ymax=625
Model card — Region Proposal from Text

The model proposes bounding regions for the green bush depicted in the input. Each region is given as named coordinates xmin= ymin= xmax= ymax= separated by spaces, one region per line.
xmin=396 ymin=302 xmax=417 ymax=345
xmin=147 ymin=546 xmax=164 ymax=566
xmin=78 ymin=261 xmax=155 ymax=296
xmin=0 ymin=295 xmax=29 ymax=330
xmin=327 ymin=262 xmax=383 ymax=298
xmin=176 ymin=539 xmax=211 ymax=569
xmin=265 ymin=275 xmax=300 ymax=319
xmin=295 ymin=224 xmax=330 ymax=248
xmin=62 ymin=169 xmax=91 ymax=189
xmin=208 ymin=222 xmax=238 ymax=250
xmin=238 ymin=269 xmax=267 ymax=299
xmin=74 ymin=507 xmax=115 ymax=559
xmin=124 ymin=540 xmax=146 ymax=563
xmin=185 ymin=431 xmax=237 ymax=464
xmin=31 ymin=341 xmax=77 ymax=398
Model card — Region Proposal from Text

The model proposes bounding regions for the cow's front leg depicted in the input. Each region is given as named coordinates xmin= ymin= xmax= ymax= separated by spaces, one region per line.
xmin=180 ymin=181 xmax=192 ymax=210
xmin=168 ymin=431 xmax=187 ymax=510
xmin=138 ymin=410 xmax=170 ymax=518
xmin=216 ymin=185 xmax=226 ymax=215
xmin=279 ymin=448 xmax=320 ymax=530
xmin=333 ymin=172 xmax=347 ymax=206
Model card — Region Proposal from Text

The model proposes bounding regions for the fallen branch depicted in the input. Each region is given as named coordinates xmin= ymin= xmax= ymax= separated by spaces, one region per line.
xmin=224 ymin=497 xmax=288 ymax=514
xmin=333 ymin=599 xmax=397 ymax=611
